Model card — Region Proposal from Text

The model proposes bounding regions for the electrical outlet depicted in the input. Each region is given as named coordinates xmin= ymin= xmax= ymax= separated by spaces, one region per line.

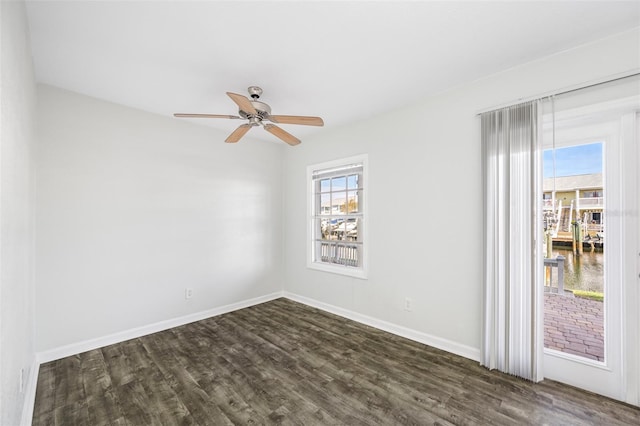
xmin=185 ymin=288 xmax=193 ymax=300
xmin=404 ymin=297 xmax=412 ymax=311
xmin=19 ymin=368 xmax=24 ymax=393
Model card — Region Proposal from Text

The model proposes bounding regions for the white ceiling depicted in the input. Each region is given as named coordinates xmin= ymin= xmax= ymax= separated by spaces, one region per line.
xmin=25 ymin=1 xmax=640 ymax=142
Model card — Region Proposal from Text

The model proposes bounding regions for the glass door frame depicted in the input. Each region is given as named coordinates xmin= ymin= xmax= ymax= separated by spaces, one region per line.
xmin=540 ymin=96 xmax=639 ymax=404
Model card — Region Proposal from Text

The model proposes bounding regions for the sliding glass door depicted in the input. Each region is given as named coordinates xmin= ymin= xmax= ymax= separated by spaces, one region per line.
xmin=541 ymin=80 xmax=639 ymax=404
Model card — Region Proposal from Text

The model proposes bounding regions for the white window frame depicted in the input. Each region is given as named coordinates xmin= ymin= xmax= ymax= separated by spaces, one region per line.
xmin=307 ymin=154 xmax=368 ymax=279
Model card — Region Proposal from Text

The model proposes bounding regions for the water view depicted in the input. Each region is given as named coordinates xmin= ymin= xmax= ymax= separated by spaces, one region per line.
xmin=550 ymin=247 xmax=603 ymax=293
xmin=542 ymin=115 xmax=607 ymax=362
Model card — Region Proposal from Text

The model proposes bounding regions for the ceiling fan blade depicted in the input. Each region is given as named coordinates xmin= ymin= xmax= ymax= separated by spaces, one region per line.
xmin=174 ymin=113 xmax=241 ymax=119
xmin=225 ymin=124 xmax=252 ymax=143
xmin=264 ymin=124 xmax=301 ymax=146
xmin=269 ymin=115 xmax=324 ymax=126
xmin=226 ymin=92 xmax=258 ymax=115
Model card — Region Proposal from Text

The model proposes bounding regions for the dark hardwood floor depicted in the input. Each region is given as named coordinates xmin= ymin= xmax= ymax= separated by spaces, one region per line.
xmin=33 ymin=298 xmax=640 ymax=425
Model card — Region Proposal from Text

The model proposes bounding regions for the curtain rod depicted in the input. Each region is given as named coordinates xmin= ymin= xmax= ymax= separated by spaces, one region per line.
xmin=476 ymin=69 xmax=640 ymax=115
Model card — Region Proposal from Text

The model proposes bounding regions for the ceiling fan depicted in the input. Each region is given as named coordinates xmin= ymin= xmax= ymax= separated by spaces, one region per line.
xmin=174 ymin=86 xmax=324 ymax=146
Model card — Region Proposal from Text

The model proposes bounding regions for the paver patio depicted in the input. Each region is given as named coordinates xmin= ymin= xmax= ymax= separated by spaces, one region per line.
xmin=544 ymin=292 xmax=604 ymax=361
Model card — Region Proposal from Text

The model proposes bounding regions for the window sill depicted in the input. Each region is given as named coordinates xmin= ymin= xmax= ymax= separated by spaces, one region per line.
xmin=307 ymin=261 xmax=368 ymax=280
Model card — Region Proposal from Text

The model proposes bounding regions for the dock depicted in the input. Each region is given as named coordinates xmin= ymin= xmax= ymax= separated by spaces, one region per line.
xmin=552 ymin=231 xmax=603 ymax=250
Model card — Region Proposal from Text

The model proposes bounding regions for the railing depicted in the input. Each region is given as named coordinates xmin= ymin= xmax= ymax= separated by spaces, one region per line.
xmin=545 ymin=197 xmax=603 ymax=210
xmin=585 ymin=223 xmax=604 ymax=233
xmin=577 ymin=197 xmax=604 ymax=209
xmin=544 ymin=256 xmax=565 ymax=294
xmin=319 ymin=242 xmax=359 ymax=267
xmin=559 ymin=205 xmax=572 ymax=232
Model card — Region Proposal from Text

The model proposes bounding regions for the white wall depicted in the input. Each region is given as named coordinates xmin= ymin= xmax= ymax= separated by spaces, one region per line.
xmin=282 ymin=28 xmax=640 ymax=357
xmin=35 ymin=85 xmax=284 ymax=351
xmin=0 ymin=1 xmax=37 ymax=424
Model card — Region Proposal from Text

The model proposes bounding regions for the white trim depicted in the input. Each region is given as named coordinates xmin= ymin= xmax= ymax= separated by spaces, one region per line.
xmin=20 ymin=356 xmax=40 ymax=426
xmin=477 ymin=69 xmax=640 ymax=115
xmin=635 ymin=111 xmax=640 ymax=407
xmin=541 ymin=101 xmax=638 ymax=403
xmin=26 ymin=290 xmax=481 ymax=423
xmin=544 ymin=348 xmax=611 ymax=371
xmin=306 ymin=154 xmax=369 ymax=279
xmin=283 ymin=292 xmax=481 ymax=362
xmin=307 ymin=259 xmax=367 ymax=280
xmin=622 ymin=111 xmax=640 ymax=406
xmin=35 ymin=292 xmax=284 ymax=364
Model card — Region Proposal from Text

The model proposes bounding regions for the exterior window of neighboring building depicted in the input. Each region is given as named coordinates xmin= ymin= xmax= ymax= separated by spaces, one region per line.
xmin=307 ymin=155 xmax=367 ymax=279
xmin=584 ymin=190 xmax=603 ymax=198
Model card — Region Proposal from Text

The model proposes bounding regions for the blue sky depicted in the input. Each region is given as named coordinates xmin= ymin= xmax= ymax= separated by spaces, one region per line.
xmin=543 ymin=142 xmax=602 ymax=178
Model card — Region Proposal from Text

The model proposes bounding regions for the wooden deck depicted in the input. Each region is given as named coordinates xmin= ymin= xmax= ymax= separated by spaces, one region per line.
xmin=33 ymin=298 xmax=639 ymax=425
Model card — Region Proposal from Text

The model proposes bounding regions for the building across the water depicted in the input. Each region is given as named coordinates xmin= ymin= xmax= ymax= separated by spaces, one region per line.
xmin=543 ymin=173 xmax=604 ymax=242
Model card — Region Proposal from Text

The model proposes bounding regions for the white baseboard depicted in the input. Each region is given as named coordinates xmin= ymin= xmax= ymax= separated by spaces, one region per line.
xmin=20 ymin=355 xmax=39 ymax=426
xmin=283 ymin=292 xmax=480 ymax=362
xmin=28 ymin=289 xmax=478 ymax=426
xmin=36 ymin=291 xmax=284 ymax=364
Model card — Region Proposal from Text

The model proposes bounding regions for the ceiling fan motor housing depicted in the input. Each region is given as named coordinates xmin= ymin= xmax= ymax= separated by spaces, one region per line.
xmin=239 ymin=100 xmax=272 ymax=121
xmin=240 ymin=86 xmax=270 ymax=122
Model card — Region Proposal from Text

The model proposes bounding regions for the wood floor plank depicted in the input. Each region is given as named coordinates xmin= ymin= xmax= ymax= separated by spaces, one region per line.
xmin=32 ymin=361 xmax=56 ymax=421
xmin=53 ymin=399 xmax=90 ymax=426
xmin=117 ymin=369 xmax=194 ymax=426
xmin=203 ymin=314 xmax=380 ymax=424
xmin=101 ymin=344 xmax=138 ymax=388
xmin=33 ymin=298 xmax=640 ymax=425
xmin=213 ymin=343 xmax=322 ymax=421
xmin=222 ymin=306 xmax=497 ymax=424
xmin=53 ymin=355 xmax=86 ymax=411
xmin=80 ymin=349 xmax=128 ymax=426
xmin=141 ymin=332 xmax=235 ymax=425
xmin=235 ymin=300 xmax=464 ymax=423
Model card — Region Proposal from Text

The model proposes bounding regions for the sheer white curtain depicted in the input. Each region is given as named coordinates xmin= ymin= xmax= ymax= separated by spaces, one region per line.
xmin=481 ymin=101 xmax=543 ymax=381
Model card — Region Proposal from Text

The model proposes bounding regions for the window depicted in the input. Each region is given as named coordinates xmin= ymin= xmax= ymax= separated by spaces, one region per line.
xmin=583 ymin=190 xmax=603 ymax=198
xmin=307 ymin=155 xmax=367 ymax=278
